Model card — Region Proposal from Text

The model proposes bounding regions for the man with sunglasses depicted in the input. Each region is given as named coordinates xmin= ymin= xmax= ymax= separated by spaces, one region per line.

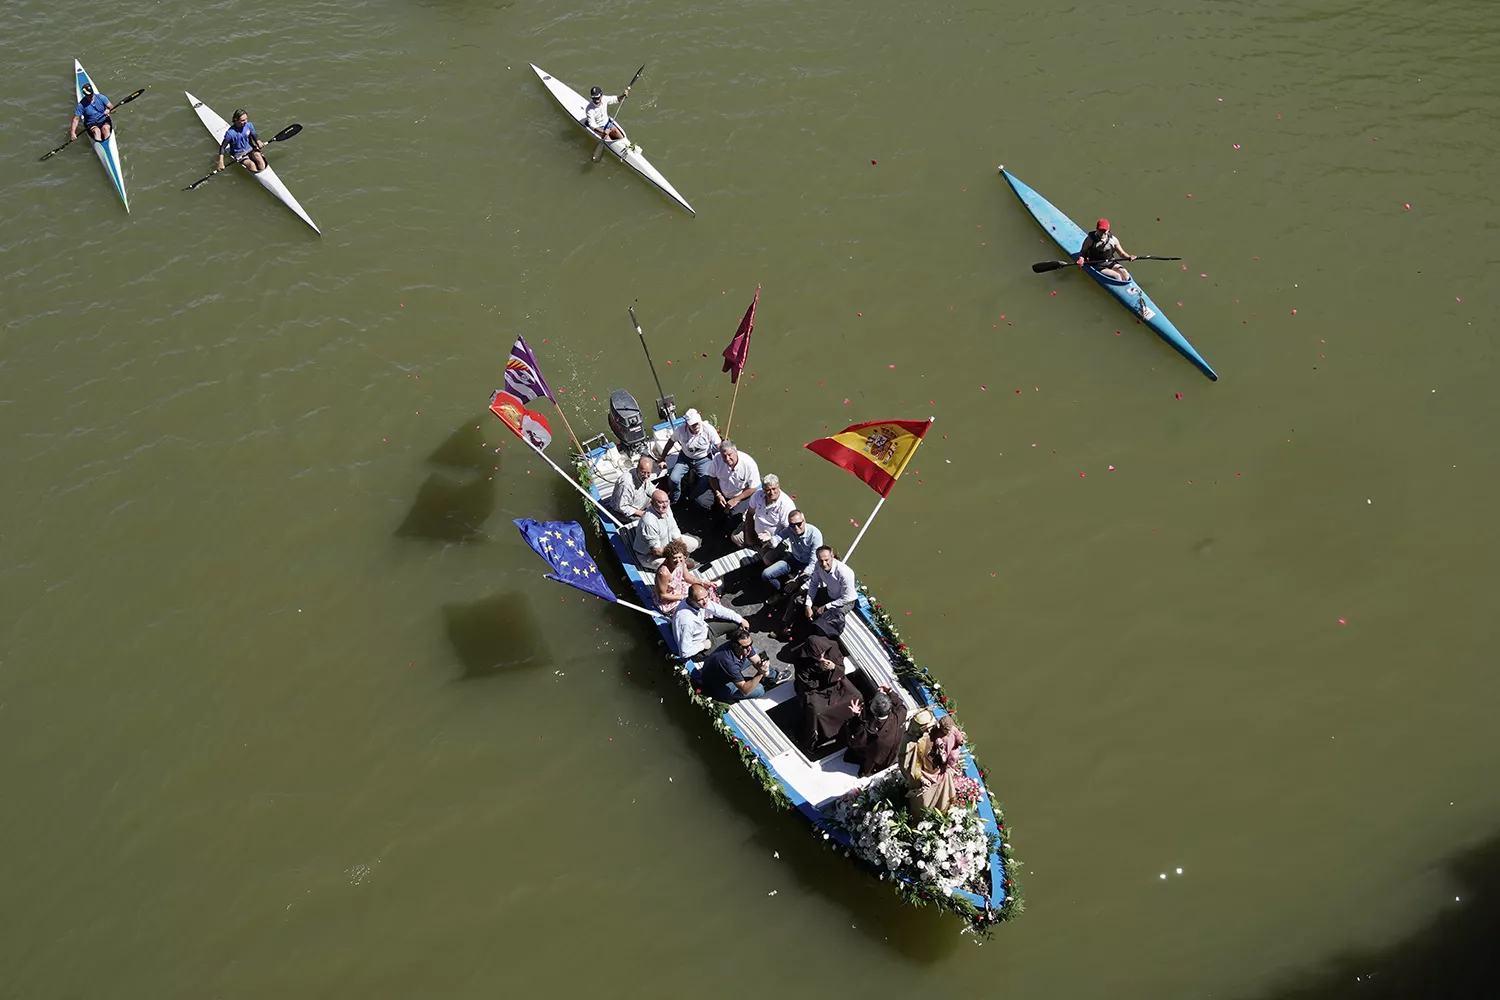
xmin=761 ymin=509 xmax=822 ymax=592
xmin=583 ymin=84 xmax=630 ymax=143
xmin=701 ymin=628 xmax=789 ymax=701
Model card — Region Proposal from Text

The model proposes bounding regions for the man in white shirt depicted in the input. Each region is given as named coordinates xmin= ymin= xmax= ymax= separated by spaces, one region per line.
xmin=610 ymin=454 xmax=658 ymax=522
xmin=733 ymin=474 xmax=794 ymax=549
xmin=779 ymin=545 xmax=857 ymax=641
xmin=661 ymin=408 xmax=720 ymax=503
xmin=695 ymin=439 xmax=761 ymax=525
xmin=583 ymin=85 xmax=629 ymax=141
xmin=633 ymin=490 xmax=700 ymax=571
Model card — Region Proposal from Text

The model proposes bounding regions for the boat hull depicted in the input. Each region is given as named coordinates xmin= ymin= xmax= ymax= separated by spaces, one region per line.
xmin=1000 ymin=167 xmax=1217 ymax=381
xmin=74 ymin=60 xmax=128 ymax=211
xmin=185 ymin=92 xmax=320 ymax=234
xmin=531 ymin=64 xmax=695 ymax=216
xmin=579 ymin=421 xmax=1008 ymax=920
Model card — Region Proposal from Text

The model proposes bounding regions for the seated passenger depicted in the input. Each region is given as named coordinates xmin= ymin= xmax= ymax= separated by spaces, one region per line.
xmin=761 ymin=510 xmax=822 ymax=592
xmin=661 ymin=408 xmax=721 ymax=503
xmin=634 ymin=490 xmax=700 ymax=571
xmin=792 ymin=635 xmax=860 ymax=755
xmin=694 ymin=440 xmax=761 ymax=524
xmin=779 ymin=545 xmax=857 ymax=641
xmin=672 ymin=584 xmax=749 ymax=662
xmin=732 ymin=473 xmax=794 ymax=549
xmin=701 ymin=628 xmax=788 ymax=701
xmin=655 ymin=539 xmax=716 ymax=615
xmin=842 ymin=689 xmax=908 ymax=777
xmin=611 ymin=454 xmax=659 ymax=522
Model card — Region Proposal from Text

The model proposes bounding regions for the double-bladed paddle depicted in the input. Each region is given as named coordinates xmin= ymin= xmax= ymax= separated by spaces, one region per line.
xmin=592 ymin=64 xmax=646 ymax=163
xmin=183 ymin=123 xmax=303 ymax=190
xmin=41 ymin=88 xmax=147 ymax=160
xmin=1031 ymin=255 xmax=1182 ymax=273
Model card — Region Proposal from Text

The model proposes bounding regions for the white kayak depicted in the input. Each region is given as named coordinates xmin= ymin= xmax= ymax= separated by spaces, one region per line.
xmin=184 ymin=91 xmax=320 ymax=234
xmin=531 ymin=64 xmax=695 ymax=216
xmin=74 ymin=60 xmax=128 ymax=211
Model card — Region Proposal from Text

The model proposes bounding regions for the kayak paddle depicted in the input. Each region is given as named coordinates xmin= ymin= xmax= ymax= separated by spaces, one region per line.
xmin=41 ymin=88 xmax=146 ymax=160
xmin=592 ymin=64 xmax=646 ymax=163
xmin=1031 ymin=255 xmax=1182 ymax=273
xmin=183 ymin=123 xmax=303 ymax=190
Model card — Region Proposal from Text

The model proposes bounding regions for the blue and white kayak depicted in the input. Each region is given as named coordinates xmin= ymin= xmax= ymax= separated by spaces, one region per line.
xmin=1000 ymin=166 xmax=1217 ymax=381
xmin=531 ymin=64 xmax=695 ymax=216
xmin=74 ymin=60 xmax=128 ymax=211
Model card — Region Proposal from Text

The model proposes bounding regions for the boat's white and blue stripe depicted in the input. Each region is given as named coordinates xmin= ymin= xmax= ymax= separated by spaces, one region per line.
xmin=73 ymin=59 xmax=129 ymax=212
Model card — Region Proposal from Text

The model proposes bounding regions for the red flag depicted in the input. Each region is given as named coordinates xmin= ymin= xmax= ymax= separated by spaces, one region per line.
xmin=805 ymin=418 xmax=932 ymax=497
xmin=721 ymin=286 xmax=759 ymax=384
xmin=489 ymin=390 xmax=554 ymax=450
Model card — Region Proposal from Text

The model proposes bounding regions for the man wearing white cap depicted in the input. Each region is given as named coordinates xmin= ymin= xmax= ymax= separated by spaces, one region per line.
xmin=660 ymin=408 xmax=721 ymax=504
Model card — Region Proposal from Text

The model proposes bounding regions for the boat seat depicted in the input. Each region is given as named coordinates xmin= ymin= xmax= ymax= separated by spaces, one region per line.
xmin=700 ymin=546 xmax=758 ymax=582
xmin=840 ymin=615 xmax=910 ymax=704
xmin=727 ymin=694 xmax=797 ymax=759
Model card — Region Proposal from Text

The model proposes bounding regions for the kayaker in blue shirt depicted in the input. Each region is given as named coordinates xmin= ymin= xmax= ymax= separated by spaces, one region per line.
xmin=1076 ymin=218 xmax=1137 ymax=281
xmin=583 ymin=85 xmax=629 ymax=142
xmin=70 ymin=83 xmax=118 ymax=143
xmin=217 ymin=109 xmax=267 ymax=173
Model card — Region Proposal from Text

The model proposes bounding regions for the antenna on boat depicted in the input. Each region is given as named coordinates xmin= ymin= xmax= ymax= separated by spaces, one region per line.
xmin=627 ymin=304 xmax=678 ymax=428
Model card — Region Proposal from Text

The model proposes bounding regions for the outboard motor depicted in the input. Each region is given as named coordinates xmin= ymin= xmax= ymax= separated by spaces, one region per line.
xmin=607 ymin=389 xmax=647 ymax=452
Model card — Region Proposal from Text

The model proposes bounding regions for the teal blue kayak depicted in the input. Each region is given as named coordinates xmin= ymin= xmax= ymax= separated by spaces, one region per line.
xmin=1000 ymin=166 xmax=1217 ymax=382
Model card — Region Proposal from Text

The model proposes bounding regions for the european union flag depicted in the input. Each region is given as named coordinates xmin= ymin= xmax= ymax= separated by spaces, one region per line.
xmin=513 ymin=519 xmax=620 ymax=604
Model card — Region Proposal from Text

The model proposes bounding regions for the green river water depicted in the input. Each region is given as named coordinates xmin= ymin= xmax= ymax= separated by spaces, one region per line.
xmin=2 ymin=0 xmax=1499 ymax=996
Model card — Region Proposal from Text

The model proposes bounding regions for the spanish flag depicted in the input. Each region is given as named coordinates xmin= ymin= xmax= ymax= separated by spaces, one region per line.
xmin=804 ymin=417 xmax=932 ymax=498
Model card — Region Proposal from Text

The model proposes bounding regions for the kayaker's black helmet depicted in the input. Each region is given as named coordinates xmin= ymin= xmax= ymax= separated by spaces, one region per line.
xmin=589 ymin=86 xmax=603 ymax=99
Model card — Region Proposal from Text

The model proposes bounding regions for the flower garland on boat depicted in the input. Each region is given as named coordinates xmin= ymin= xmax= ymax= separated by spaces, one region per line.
xmin=853 ymin=585 xmax=1026 ymax=926
xmin=826 ymin=770 xmax=993 ymax=894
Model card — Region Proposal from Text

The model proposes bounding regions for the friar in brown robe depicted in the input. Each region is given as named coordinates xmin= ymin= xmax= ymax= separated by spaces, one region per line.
xmin=841 ymin=689 xmax=908 ymax=777
xmin=792 ymin=634 xmax=860 ymax=756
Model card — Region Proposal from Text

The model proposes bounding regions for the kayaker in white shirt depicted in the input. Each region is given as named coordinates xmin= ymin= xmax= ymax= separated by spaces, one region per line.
xmin=583 ymin=85 xmax=629 ymax=142
xmin=1076 ymin=218 xmax=1137 ymax=281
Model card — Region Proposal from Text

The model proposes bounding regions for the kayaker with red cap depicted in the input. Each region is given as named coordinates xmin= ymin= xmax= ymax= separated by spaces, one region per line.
xmin=1077 ymin=219 xmax=1137 ymax=281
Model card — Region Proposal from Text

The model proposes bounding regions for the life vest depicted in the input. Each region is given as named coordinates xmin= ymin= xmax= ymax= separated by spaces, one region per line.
xmin=1083 ymin=230 xmax=1119 ymax=263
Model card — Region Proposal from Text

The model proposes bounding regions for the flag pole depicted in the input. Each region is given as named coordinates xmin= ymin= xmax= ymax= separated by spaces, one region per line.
xmin=513 ymin=432 xmax=626 ymax=528
xmin=841 ymin=416 xmax=934 ymax=567
xmin=842 ymin=496 xmax=886 ymax=566
xmin=724 ymin=379 xmax=744 ymax=438
xmin=551 ymin=401 xmax=585 ymax=455
xmin=558 ymin=585 xmax=666 ymax=621
xmin=612 ymin=597 xmax=668 ymax=621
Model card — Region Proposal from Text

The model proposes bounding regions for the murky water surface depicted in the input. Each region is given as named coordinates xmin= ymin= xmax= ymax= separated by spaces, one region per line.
xmin=3 ymin=0 xmax=1498 ymax=996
